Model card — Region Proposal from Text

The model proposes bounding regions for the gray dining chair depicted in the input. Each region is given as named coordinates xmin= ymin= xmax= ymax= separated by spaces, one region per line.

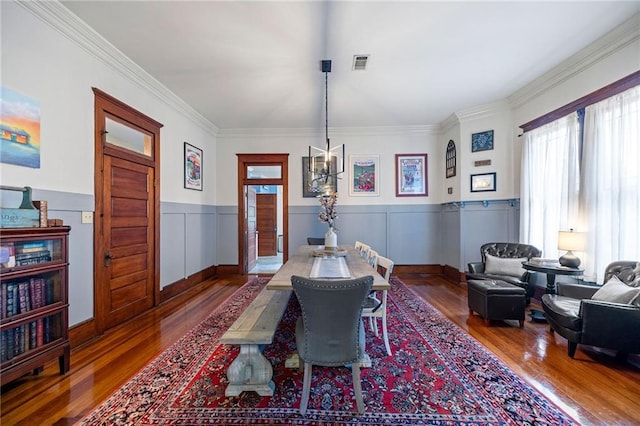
xmin=291 ymin=275 xmax=374 ymax=415
xmin=307 ymin=237 xmax=325 ymax=245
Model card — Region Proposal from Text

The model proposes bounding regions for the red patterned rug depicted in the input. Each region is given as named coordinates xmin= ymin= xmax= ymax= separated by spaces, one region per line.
xmin=77 ymin=278 xmax=577 ymax=425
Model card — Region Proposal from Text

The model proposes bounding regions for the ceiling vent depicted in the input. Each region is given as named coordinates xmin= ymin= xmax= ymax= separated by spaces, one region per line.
xmin=352 ymin=55 xmax=369 ymax=71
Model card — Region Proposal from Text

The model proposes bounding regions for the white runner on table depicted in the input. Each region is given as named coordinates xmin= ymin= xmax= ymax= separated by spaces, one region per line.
xmin=310 ymin=256 xmax=352 ymax=278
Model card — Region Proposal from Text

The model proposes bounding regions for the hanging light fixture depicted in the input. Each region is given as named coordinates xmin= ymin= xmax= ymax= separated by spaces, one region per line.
xmin=308 ymin=59 xmax=344 ymax=194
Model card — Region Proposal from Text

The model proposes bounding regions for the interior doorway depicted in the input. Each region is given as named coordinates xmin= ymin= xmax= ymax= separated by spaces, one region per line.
xmin=249 ymin=185 xmax=283 ymax=274
xmin=237 ymin=154 xmax=289 ymax=275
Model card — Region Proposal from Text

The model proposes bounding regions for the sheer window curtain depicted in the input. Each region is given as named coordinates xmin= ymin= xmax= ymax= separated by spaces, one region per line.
xmin=580 ymin=86 xmax=640 ymax=282
xmin=520 ymin=114 xmax=580 ymax=259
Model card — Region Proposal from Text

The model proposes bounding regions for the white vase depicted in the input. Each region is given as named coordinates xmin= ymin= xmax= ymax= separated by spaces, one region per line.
xmin=325 ymin=227 xmax=337 ymax=249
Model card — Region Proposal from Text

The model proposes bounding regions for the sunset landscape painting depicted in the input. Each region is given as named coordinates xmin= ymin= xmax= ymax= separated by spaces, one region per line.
xmin=0 ymin=87 xmax=41 ymax=168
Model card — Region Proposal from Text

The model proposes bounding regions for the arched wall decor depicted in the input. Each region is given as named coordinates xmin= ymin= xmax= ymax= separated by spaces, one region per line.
xmin=446 ymin=139 xmax=456 ymax=178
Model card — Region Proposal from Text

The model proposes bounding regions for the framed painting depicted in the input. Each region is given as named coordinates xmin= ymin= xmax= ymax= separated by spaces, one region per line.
xmin=395 ymin=153 xmax=428 ymax=197
xmin=470 ymin=172 xmax=496 ymax=192
xmin=302 ymin=156 xmax=337 ymax=197
xmin=471 ymin=130 xmax=494 ymax=152
xmin=0 ymin=87 xmax=41 ymax=168
xmin=349 ymin=155 xmax=379 ymax=196
xmin=184 ymin=142 xmax=202 ymax=191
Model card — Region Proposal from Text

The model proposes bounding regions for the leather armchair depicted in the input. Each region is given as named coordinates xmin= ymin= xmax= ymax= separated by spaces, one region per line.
xmin=541 ymin=261 xmax=640 ymax=358
xmin=467 ymin=242 xmax=542 ymax=302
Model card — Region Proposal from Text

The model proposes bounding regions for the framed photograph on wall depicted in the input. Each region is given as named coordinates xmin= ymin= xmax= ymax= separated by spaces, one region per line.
xmin=349 ymin=155 xmax=379 ymax=196
xmin=184 ymin=142 xmax=202 ymax=191
xmin=471 ymin=129 xmax=494 ymax=152
xmin=395 ymin=153 xmax=428 ymax=197
xmin=470 ymin=172 xmax=496 ymax=192
xmin=302 ymin=156 xmax=338 ymax=197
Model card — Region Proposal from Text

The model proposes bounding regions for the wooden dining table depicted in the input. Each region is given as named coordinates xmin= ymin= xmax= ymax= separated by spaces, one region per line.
xmin=266 ymin=244 xmax=390 ymax=291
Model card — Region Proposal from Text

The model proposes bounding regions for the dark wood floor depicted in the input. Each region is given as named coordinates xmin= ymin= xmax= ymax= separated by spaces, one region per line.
xmin=1 ymin=273 xmax=639 ymax=425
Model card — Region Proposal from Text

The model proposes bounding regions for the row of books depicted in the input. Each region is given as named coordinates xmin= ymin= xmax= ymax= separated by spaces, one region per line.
xmin=0 ymin=317 xmax=56 ymax=362
xmin=1 ymin=241 xmax=53 ymax=268
xmin=0 ymin=278 xmax=56 ymax=319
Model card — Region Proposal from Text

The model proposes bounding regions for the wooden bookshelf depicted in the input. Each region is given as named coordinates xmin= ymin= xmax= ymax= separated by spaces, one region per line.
xmin=0 ymin=226 xmax=70 ymax=385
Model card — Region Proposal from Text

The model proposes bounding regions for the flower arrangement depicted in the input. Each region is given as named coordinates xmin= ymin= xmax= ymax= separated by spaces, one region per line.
xmin=318 ymin=192 xmax=338 ymax=228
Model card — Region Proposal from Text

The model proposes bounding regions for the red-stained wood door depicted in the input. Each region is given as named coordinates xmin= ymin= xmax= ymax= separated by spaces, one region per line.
xmin=101 ymin=156 xmax=155 ymax=329
xmin=94 ymin=88 xmax=162 ymax=335
xmin=247 ymin=187 xmax=258 ymax=272
xmin=257 ymin=193 xmax=277 ymax=256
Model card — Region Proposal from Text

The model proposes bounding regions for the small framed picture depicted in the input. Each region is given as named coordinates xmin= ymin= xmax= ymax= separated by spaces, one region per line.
xmin=349 ymin=155 xmax=379 ymax=196
xmin=471 ymin=130 xmax=494 ymax=152
xmin=184 ymin=142 xmax=202 ymax=191
xmin=470 ymin=172 xmax=496 ymax=192
xmin=395 ymin=153 xmax=428 ymax=197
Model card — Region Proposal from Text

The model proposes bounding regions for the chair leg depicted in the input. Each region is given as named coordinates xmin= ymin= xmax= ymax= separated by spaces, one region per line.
xmin=372 ymin=316 xmax=379 ymax=336
xmin=568 ymin=342 xmax=578 ymax=358
xmin=300 ymin=363 xmax=312 ymax=415
xmin=351 ymin=363 xmax=365 ymax=414
xmin=381 ymin=313 xmax=392 ymax=356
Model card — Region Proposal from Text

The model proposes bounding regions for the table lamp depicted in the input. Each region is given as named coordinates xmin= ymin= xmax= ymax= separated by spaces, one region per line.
xmin=557 ymin=229 xmax=586 ymax=268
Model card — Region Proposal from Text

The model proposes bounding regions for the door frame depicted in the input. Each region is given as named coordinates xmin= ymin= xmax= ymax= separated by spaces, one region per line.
xmin=93 ymin=88 xmax=162 ymax=335
xmin=237 ymin=154 xmax=289 ymax=274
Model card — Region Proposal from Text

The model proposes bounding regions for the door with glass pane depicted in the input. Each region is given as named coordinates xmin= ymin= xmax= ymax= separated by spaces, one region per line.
xmin=93 ymin=89 xmax=162 ymax=333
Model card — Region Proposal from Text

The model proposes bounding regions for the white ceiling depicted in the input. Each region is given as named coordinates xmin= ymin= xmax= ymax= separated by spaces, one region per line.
xmin=60 ymin=1 xmax=639 ymax=130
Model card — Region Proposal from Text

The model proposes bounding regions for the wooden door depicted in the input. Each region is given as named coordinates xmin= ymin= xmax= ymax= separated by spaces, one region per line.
xmin=94 ymin=88 xmax=161 ymax=335
xmin=247 ymin=187 xmax=257 ymax=272
xmin=100 ymin=156 xmax=155 ymax=329
xmin=257 ymin=193 xmax=277 ymax=256
xmin=236 ymin=154 xmax=289 ymax=275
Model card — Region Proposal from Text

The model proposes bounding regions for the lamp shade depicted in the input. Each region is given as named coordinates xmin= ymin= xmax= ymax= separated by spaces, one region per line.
xmin=558 ymin=230 xmax=586 ymax=251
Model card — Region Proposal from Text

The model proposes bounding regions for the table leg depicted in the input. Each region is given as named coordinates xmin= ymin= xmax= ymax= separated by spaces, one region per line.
xmin=225 ymin=344 xmax=275 ymax=397
xmin=545 ymin=273 xmax=558 ymax=294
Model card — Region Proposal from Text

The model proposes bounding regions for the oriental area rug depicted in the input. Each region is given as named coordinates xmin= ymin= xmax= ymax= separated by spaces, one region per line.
xmin=77 ymin=277 xmax=577 ymax=425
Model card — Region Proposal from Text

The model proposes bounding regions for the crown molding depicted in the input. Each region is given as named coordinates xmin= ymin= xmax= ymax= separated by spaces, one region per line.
xmin=508 ymin=12 xmax=640 ymax=109
xmin=454 ymin=99 xmax=511 ymax=123
xmin=218 ymin=125 xmax=441 ymax=139
xmin=17 ymin=0 xmax=218 ymax=136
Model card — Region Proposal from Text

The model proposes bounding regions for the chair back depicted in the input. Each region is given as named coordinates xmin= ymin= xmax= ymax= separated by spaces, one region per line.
xmin=291 ymin=275 xmax=373 ymax=366
xmin=359 ymin=243 xmax=371 ymax=258
xmin=376 ymin=255 xmax=394 ymax=281
xmin=604 ymin=261 xmax=638 ymax=284
xmin=307 ymin=237 xmax=325 ymax=246
xmin=367 ymin=249 xmax=379 ymax=269
xmin=354 ymin=241 xmax=363 ymax=252
xmin=480 ymin=242 xmax=541 ymax=262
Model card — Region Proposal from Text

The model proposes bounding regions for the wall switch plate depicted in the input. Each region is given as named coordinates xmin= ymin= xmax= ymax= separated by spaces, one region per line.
xmin=81 ymin=211 xmax=94 ymax=224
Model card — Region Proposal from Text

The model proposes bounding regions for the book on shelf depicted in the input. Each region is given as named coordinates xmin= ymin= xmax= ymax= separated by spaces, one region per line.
xmin=5 ymin=283 xmax=18 ymax=318
xmin=17 ymin=281 xmax=31 ymax=314
xmin=0 ymin=242 xmax=16 ymax=268
xmin=15 ymin=242 xmax=47 ymax=253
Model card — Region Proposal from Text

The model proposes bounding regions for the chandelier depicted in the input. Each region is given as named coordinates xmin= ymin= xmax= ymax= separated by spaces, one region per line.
xmin=308 ymin=59 xmax=344 ymax=193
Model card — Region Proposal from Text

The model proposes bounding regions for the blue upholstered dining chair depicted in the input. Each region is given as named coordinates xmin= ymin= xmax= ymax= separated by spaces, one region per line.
xmin=291 ymin=275 xmax=374 ymax=415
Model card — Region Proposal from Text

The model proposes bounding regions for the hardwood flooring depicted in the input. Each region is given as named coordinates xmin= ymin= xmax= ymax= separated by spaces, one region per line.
xmin=1 ymin=273 xmax=639 ymax=425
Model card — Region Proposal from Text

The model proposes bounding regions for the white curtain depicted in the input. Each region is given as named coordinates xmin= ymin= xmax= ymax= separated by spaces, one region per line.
xmin=520 ymin=114 xmax=580 ymax=259
xmin=581 ymin=86 xmax=640 ymax=282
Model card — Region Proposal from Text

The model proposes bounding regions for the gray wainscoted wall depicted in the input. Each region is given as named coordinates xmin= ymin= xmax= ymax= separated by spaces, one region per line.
xmin=160 ymin=202 xmax=217 ymax=287
xmin=7 ymin=189 xmax=520 ymax=328
xmin=217 ymin=201 xmax=521 ymax=269
xmin=288 ymin=204 xmax=442 ymax=263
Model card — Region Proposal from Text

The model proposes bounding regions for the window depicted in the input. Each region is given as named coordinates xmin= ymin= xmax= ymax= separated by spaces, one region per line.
xmin=520 ymin=83 xmax=639 ymax=282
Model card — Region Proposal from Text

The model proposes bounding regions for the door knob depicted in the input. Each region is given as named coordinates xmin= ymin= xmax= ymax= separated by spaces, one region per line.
xmin=104 ymin=251 xmax=114 ymax=267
